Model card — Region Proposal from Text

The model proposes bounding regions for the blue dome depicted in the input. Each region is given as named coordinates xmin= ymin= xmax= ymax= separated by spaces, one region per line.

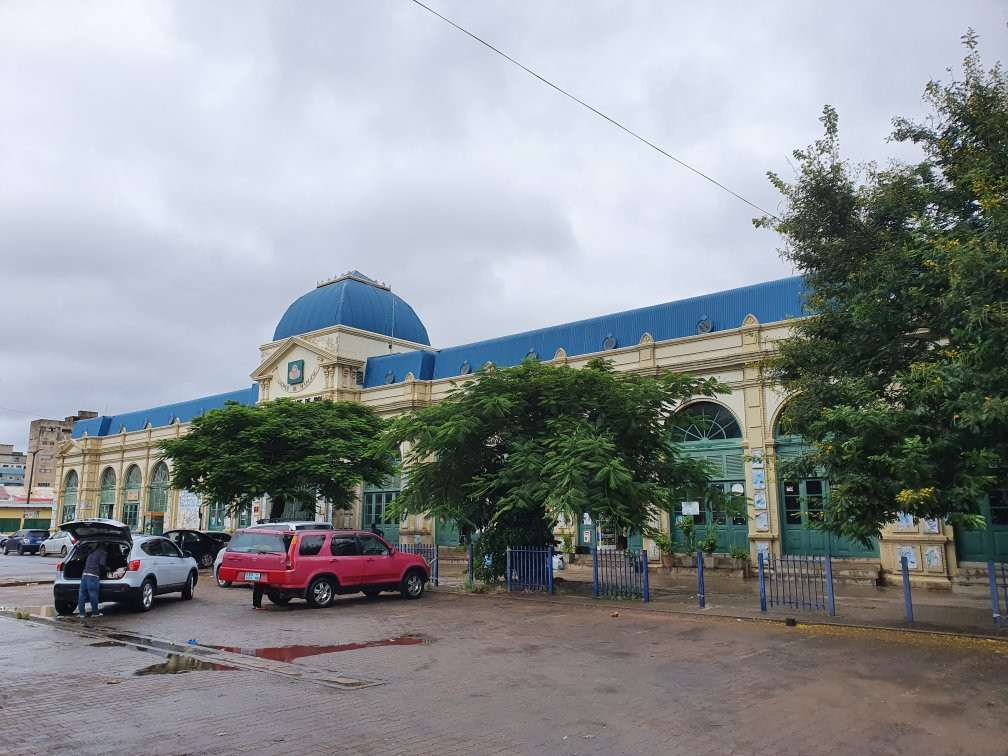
xmin=273 ymin=271 xmax=431 ymax=345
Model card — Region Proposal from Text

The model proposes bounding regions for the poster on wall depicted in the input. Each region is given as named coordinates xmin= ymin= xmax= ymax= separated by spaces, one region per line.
xmin=755 ymin=511 xmax=769 ymax=531
xmin=178 ymin=490 xmax=202 ymax=530
xmin=751 ymin=469 xmax=765 ymax=489
xmin=897 ymin=545 xmax=919 ymax=570
xmin=750 ymin=450 xmax=764 ymax=470
xmin=753 ymin=490 xmax=767 ymax=510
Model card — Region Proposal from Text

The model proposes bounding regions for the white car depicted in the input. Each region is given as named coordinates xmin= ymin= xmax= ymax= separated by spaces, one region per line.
xmin=39 ymin=530 xmax=77 ymax=557
xmin=214 ymin=520 xmax=334 ymax=587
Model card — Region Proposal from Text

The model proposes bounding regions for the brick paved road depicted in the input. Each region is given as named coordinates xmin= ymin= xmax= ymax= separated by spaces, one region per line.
xmin=0 ymin=581 xmax=1005 ymax=755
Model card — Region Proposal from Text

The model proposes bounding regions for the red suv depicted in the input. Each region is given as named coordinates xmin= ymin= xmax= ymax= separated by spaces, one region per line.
xmin=216 ymin=529 xmax=430 ymax=608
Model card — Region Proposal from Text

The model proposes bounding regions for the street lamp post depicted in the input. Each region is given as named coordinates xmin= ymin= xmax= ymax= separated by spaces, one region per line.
xmin=23 ymin=449 xmax=38 ymax=527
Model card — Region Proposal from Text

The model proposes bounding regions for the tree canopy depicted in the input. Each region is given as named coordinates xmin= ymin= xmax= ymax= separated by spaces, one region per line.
xmin=757 ymin=33 xmax=1007 ymax=542
xmin=158 ymin=398 xmax=394 ymax=520
xmin=385 ymin=358 xmax=725 ymax=579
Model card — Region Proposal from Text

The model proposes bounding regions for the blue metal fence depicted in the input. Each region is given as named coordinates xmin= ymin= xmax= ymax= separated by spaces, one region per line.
xmin=506 ymin=546 xmax=554 ymax=593
xmin=398 ymin=543 xmax=439 ymax=586
xmin=758 ymin=553 xmax=836 ymax=616
xmin=592 ymin=549 xmax=650 ymax=602
xmin=989 ymin=561 xmax=1007 ymax=630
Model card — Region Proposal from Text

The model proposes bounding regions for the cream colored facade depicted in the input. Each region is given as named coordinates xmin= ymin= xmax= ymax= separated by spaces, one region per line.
xmin=55 ymin=282 xmax=966 ymax=588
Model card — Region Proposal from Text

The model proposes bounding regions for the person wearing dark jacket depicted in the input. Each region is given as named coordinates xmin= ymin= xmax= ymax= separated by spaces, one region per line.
xmin=78 ymin=544 xmax=107 ymax=618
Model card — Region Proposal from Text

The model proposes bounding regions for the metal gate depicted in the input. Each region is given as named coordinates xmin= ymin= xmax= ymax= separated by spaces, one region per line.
xmin=398 ymin=543 xmax=439 ymax=586
xmin=506 ymin=547 xmax=554 ymax=593
xmin=593 ymin=549 xmax=649 ymax=601
xmin=758 ymin=553 xmax=835 ymax=615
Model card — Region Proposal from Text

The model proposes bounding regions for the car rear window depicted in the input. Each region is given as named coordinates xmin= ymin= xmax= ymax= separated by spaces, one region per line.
xmin=29 ymin=530 xmax=49 ymax=537
xmin=229 ymin=531 xmax=294 ymax=554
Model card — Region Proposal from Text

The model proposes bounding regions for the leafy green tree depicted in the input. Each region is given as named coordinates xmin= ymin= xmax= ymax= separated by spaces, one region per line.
xmin=386 ymin=358 xmax=725 ymax=579
xmin=158 ymin=399 xmax=394 ymax=521
xmin=756 ymin=32 xmax=1007 ymax=543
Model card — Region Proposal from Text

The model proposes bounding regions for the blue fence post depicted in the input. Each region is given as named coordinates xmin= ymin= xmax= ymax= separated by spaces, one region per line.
xmin=697 ymin=549 xmax=705 ymax=608
xmin=825 ymin=554 xmax=836 ymax=616
xmin=758 ymin=552 xmax=767 ymax=612
xmin=592 ymin=548 xmax=599 ymax=598
xmin=433 ymin=545 xmax=439 ymax=586
xmin=989 ymin=560 xmax=1002 ymax=630
xmin=506 ymin=547 xmax=512 ymax=592
xmin=901 ymin=555 xmax=913 ymax=622
xmin=642 ymin=552 xmax=650 ymax=603
xmin=548 ymin=547 xmax=554 ymax=595
xmin=468 ymin=542 xmax=474 ymax=583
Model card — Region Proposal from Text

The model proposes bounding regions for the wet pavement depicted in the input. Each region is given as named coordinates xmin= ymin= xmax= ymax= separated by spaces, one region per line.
xmin=0 ymin=579 xmax=1006 ymax=755
xmin=0 ymin=552 xmax=60 ymax=584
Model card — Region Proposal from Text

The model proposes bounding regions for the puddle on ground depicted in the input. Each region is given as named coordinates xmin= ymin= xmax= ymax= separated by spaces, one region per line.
xmin=8 ymin=605 xmax=58 ymax=618
xmin=135 ymin=654 xmax=235 ymax=675
xmin=208 ymin=635 xmax=427 ymax=663
xmin=90 ymin=640 xmax=126 ymax=648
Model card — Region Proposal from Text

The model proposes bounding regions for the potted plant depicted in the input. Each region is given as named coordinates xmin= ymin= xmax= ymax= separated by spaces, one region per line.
xmin=698 ymin=528 xmax=718 ymax=568
xmin=561 ymin=534 xmax=577 ymax=564
xmin=676 ymin=517 xmax=696 ymax=566
xmin=652 ymin=530 xmax=677 ymax=568
xmin=729 ymin=546 xmax=751 ymax=577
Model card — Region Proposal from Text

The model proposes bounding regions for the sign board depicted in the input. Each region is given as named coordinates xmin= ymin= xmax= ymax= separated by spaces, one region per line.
xmin=127 ymin=490 xmax=140 ymax=502
xmin=22 ymin=510 xmax=39 ymax=518
xmin=681 ymin=501 xmax=700 ymax=516
xmin=582 ymin=527 xmax=593 ymax=544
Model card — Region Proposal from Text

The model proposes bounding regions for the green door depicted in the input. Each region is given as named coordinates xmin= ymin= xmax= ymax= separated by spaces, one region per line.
xmin=955 ymin=490 xmax=1008 ymax=563
xmin=435 ymin=517 xmax=461 ymax=546
xmin=362 ymin=490 xmax=400 ymax=545
xmin=780 ymin=478 xmax=879 ymax=557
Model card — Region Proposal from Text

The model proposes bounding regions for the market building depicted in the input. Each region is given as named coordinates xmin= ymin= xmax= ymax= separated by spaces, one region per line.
xmin=54 ymin=271 xmax=1007 ymax=587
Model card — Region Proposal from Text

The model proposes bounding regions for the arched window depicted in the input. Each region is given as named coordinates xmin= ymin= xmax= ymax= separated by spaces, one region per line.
xmin=148 ymin=462 xmax=169 ymax=513
xmin=672 ymin=402 xmax=742 ymax=442
xmin=99 ymin=468 xmax=116 ymax=519
xmin=61 ymin=470 xmax=79 ymax=523
xmin=122 ymin=465 xmax=142 ymax=531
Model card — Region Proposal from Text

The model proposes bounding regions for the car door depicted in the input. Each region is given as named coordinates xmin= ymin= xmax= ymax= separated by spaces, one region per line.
xmin=180 ymin=531 xmax=205 ymax=564
xmin=327 ymin=533 xmax=364 ymax=588
xmin=358 ymin=534 xmax=398 ymax=584
xmin=138 ymin=539 xmax=166 ymax=585
xmin=158 ymin=538 xmax=189 ymax=585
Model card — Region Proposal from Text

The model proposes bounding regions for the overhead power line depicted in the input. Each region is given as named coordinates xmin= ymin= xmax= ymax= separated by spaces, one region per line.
xmin=409 ymin=0 xmax=779 ymax=221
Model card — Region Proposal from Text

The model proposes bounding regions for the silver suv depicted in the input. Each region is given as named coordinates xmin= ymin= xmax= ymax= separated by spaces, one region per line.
xmin=213 ymin=520 xmax=333 ymax=587
xmin=53 ymin=518 xmax=199 ymax=614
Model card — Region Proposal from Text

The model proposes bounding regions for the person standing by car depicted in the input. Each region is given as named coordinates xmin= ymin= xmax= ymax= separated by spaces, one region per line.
xmin=78 ymin=544 xmax=107 ymax=618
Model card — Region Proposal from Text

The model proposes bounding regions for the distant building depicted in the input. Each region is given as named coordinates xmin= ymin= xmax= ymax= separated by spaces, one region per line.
xmin=24 ymin=412 xmax=97 ymax=489
xmin=0 ymin=484 xmax=55 ymax=532
xmin=0 ymin=444 xmax=26 ymax=486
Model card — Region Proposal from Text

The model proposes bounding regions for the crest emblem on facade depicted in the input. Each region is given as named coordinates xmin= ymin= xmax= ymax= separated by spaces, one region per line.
xmin=287 ymin=360 xmax=304 ymax=385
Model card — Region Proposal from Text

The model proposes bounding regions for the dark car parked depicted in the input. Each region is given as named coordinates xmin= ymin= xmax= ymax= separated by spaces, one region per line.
xmin=163 ymin=529 xmax=226 ymax=569
xmin=3 ymin=529 xmax=51 ymax=555
xmin=202 ymin=531 xmax=231 ymax=544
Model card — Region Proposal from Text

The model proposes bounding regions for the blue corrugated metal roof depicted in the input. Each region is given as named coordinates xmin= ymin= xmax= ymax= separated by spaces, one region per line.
xmin=361 ymin=276 xmax=807 ymax=388
xmin=273 ymin=271 xmax=430 ymax=345
xmin=71 ymin=385 xmax=259 ymax=439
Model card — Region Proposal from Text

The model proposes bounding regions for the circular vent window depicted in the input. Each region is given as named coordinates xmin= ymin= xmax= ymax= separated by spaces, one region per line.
xmin=603 ymin=333 xmax=617 ymax=350
xmin=696 ymin=317 xmax=714 ymax=335
xmin=526 ymin=348 xmax=538 ymax=361
xmin=384 ymin=371 xmax=395 ymax=385
xmin=460 ymin=360 xmax=471 ymax=375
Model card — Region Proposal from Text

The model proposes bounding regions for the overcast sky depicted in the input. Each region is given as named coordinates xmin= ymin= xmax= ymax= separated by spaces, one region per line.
xmin=1 ymin=1 xmax=1004 ymax=450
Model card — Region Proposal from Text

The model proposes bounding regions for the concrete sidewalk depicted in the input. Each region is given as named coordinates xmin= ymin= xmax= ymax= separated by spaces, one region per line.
xmin=438 ymin=561 xmax=1006 ymax=639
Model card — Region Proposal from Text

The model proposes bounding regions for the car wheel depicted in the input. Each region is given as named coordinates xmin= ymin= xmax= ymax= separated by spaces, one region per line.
xmin=17 ymin=546 xmax=24 ymax=556
xmin=305 ymin=577 xmax=335 ymax=609
xmin=135 ymin=579 xmax=155 ymax=612
xmin=2 ymin=545 xmax=7 ymax=555
xmin=266 ymin=591 xmax=291 ymax=605
xmin=215 ymin=568 xmax=231 ymax=588
xmin=60 ymin=546 xmax=67 ymax=557
xmin=400 ymin=570 xmax=426 ymax=600
xmin=181 ymin=571 xmax=196 ymax=600
xmin=199 ymin=553 xmax=214 ymax=569
xmin=39 ymin=546 xmax=47 ymax=557
xmin=362 ymin=587 xmax=381 ymax=598
xmin=55 ymin=600 xmax=75 ymax=616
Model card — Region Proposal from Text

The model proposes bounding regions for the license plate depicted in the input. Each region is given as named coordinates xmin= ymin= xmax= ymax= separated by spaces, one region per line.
xmin=244 ymin=572 xmax=262 ymax=582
